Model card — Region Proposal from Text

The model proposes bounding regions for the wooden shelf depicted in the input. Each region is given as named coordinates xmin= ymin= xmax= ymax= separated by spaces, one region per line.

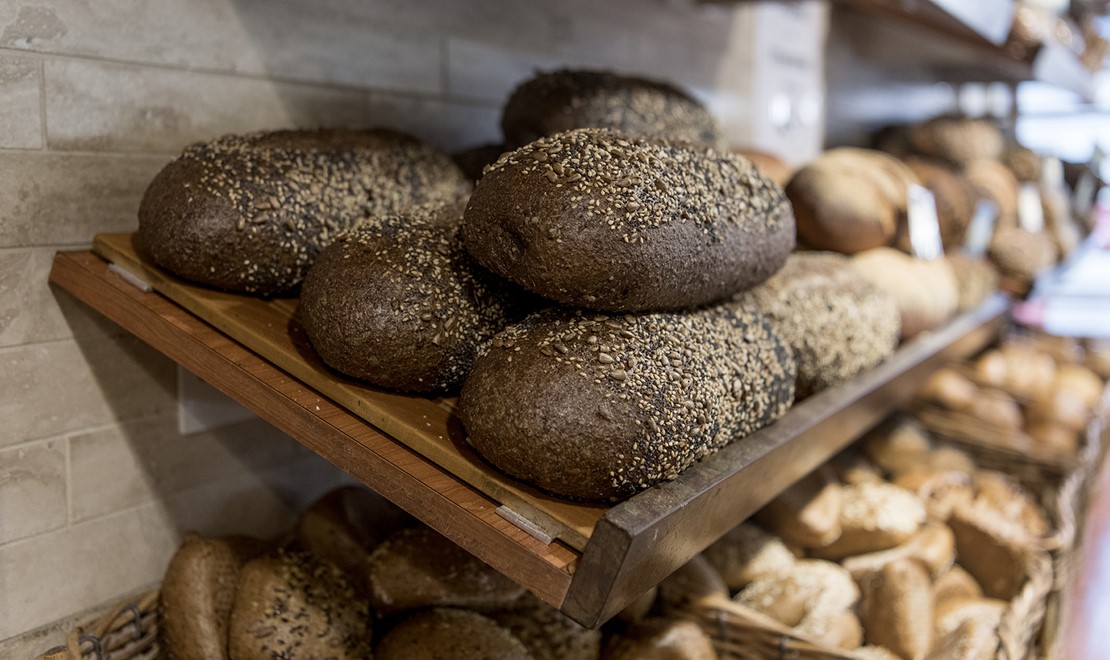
xmin=833 ymin=0 xmax=1096 ymax=98
xmin=838 ymin=0 xmax=1015 ymax=47
xmin=49 ymin=245 xmax=1010 ymax=628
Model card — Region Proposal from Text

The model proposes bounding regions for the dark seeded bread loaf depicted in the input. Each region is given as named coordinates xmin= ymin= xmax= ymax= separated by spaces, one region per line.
xmin=138 ymin=129 xmax=470 ymax=296
xmin=161 ymin=534 xmax=269 ymax=660
xmin=458 ymin=306 xmax=795 ymax=501
xmin=375 ymin=608 xmax=531 ymax=660
xmin=732 ymin=251 xmax=900 ymax=398
xmin=501 ymin=69 xmax=722 ymax=148
xmin=366 ymin=526 xmax=525 ymax=615
xmin=491 ymin=592 xmax=601 ymax=660
xmin=299 ymin=204 xmax=529 ymax=393
xmin=462 ymin=128 xmax=795 ymax=312
xmin=228 ymin=549 xmax=370 ymax=660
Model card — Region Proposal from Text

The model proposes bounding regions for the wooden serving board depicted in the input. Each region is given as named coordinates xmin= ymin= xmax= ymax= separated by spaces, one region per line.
xmin=93 ymin=233 xmax=606 ymax=549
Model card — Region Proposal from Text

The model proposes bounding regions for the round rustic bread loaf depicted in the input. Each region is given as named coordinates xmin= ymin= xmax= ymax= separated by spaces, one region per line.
xmin=947 ymin=255 xmax=999 ymax=311
xmin=501 ymin=69 xmax=722 ymax=148
xmin=733 ymin=559 xmax=859 ymax=628
xmin=787 ymin=148 xmax=918 ymax=255
xmin=138 ymin=129 xmax=471 ymax=296
xmin=734 ymin=148 xmax=793 ymax=185
xmin=903 ymin=157 xmax=978 ymax=249
xmin=988 ymin=226 xmax=1057 ymax=283
xmin=366 ymin=526 xmax=525 ymax=615
xmin=228 ymin=549 xmax=370 ymax=660
xmin=734 ymin=251 xmax=900 ymax=398
xmin=604 ymin=617 xmax=718 ymax=660
xmin=299 ymin=204 xmax=528 ymax=393
xmin=857 ymin=558 xmax=934 ymax=659
xmin=462 ymin=128 xmax=794 ymax=313
xmin=753 ymin=465 xmax=843 ymax=549
xmin=161 ymin=534 xmax=269 ymax=660
xmin=656 ymin=554 xmax=730 ymax=612
xmin=375 ymin=608 xmax=531 ymax=660
xmin=965 ymin=159 xmax=1020 ymax=223
xmin=458 ymin=306 xmax=795 ymax=501
xmin=909 ymin=117 xmax=1004 ymax=167
xmin=810 ymin=482 xmax=926 ymax=560
xmin=1004 ymin=146 xmax=1041 ymax=183
xmin=703 ymin=522 xmax=796 ymax=589
xmin=491 ymin=593 xmax=601 ymax=660
xmin=851 ymin=248 xmax=960 ymax=339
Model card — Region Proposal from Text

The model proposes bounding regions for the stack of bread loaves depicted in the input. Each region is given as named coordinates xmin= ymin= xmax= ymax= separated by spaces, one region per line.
xmin=161 ymin=486 xmax=719 ymax=660
xmin=457 ymin=71 xmax=807 ymax=501
xmin=669 ymin=415 xmax=1049 ymax=658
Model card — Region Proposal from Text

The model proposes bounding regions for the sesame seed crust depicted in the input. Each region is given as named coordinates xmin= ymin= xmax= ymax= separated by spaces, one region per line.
xmin=298 ymin=203 xmax=530 ymax=394
xmin=137 ymin=128 xmax=471 ymax=296
xmin=501 ymin=69 xmax=723 ymax=148
xmin=462 ymin=128 xmax=795 ymax=313
xmin=229 ymin=549 xmax=370 ymax=660
xmin=731 ymin=251 xmax=900 ymax=398
xmin=458 ymin=304 xmax=795 ymax=501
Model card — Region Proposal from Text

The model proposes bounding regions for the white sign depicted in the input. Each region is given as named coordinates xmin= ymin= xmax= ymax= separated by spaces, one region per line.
xmin=907 ymin=184 xmax=944 ymax=261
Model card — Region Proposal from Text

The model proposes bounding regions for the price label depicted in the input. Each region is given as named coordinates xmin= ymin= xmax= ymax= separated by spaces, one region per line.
xmin=907 ymin=184 xmax=944 ymax=261
xmin=963 ymin=199 xmax=998 ymax=259
xmin=1018 ymin=183 xmax=1045 ymax=233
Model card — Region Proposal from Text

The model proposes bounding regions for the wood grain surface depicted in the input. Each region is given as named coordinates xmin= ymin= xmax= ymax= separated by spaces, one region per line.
xmin=92 ymin=233 xmax=606 ymax=550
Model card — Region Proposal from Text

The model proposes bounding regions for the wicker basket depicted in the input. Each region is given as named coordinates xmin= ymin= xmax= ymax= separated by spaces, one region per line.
xmin=679 ymin=547 xmax=1053 ymax=660
xmin=1038 ymin=389 xmax=1110 ymax=658
xmin=915 ymin=384 xmax=1110 ymax=659
xmin=36 ymin=590 xmax=160 ymax=660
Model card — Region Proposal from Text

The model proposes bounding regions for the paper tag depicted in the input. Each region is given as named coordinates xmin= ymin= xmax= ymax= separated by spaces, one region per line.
xmin=1018 ymin=183 xmax=1045 ymax=233
xmin=1073 ymin=170 xmax=1097 ymax=216
xmin=907 ymin=184 xmax=944 ymax=260
xmin=963 ymin=199 xmax=998 ymax=259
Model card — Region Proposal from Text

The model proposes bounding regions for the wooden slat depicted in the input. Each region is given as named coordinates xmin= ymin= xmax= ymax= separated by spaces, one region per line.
xmin=49 ymin=250 xmax=577 ymax=608
xmin=562 ymin=295 xmax=1011 ymax=626
xmin=92 ymin=233 xmax=606 ymax=550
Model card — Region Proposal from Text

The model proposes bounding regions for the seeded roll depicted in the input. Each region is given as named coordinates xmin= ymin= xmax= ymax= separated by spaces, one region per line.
xmin=491 ymin=592 xmax=601 ymax=660
xmin=138 ymin=129 xmax=470 ymax=296
xmin=375 ymin=609 xmax=531 ymax=660
xmin=300 ymin=204 xmax=528 ymax=393
xmin=228 ymin=549 xmax=370 ymax=660
xmin=733 ymin=251 xmax=899 ymax=398
xmin=501 ymin=69 xmax=722 ymax=148
xmin=459 ymin=306 xmax=794 ymax=501
xmin=161 ymin=534 xmax=269 ymax=660
xmin=462 ymin=128 xmax=795 ymax=313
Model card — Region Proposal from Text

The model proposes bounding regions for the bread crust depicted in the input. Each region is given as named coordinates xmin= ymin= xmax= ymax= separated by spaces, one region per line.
xmin=463 ymin=128 xmax=794 ymax=313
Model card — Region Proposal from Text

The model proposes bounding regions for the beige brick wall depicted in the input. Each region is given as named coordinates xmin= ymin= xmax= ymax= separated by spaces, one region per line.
xmin=0 ymin=0 xmax=827 ymax=649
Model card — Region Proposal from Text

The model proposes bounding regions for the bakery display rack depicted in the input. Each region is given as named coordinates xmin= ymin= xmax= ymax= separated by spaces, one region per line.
xmin=49 ymin=235 xmax=1011 ymax=628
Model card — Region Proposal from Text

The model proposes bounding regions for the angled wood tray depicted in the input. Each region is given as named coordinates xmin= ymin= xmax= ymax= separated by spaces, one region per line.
xmin=51 ymin=236 xmax=1010 ymax=626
